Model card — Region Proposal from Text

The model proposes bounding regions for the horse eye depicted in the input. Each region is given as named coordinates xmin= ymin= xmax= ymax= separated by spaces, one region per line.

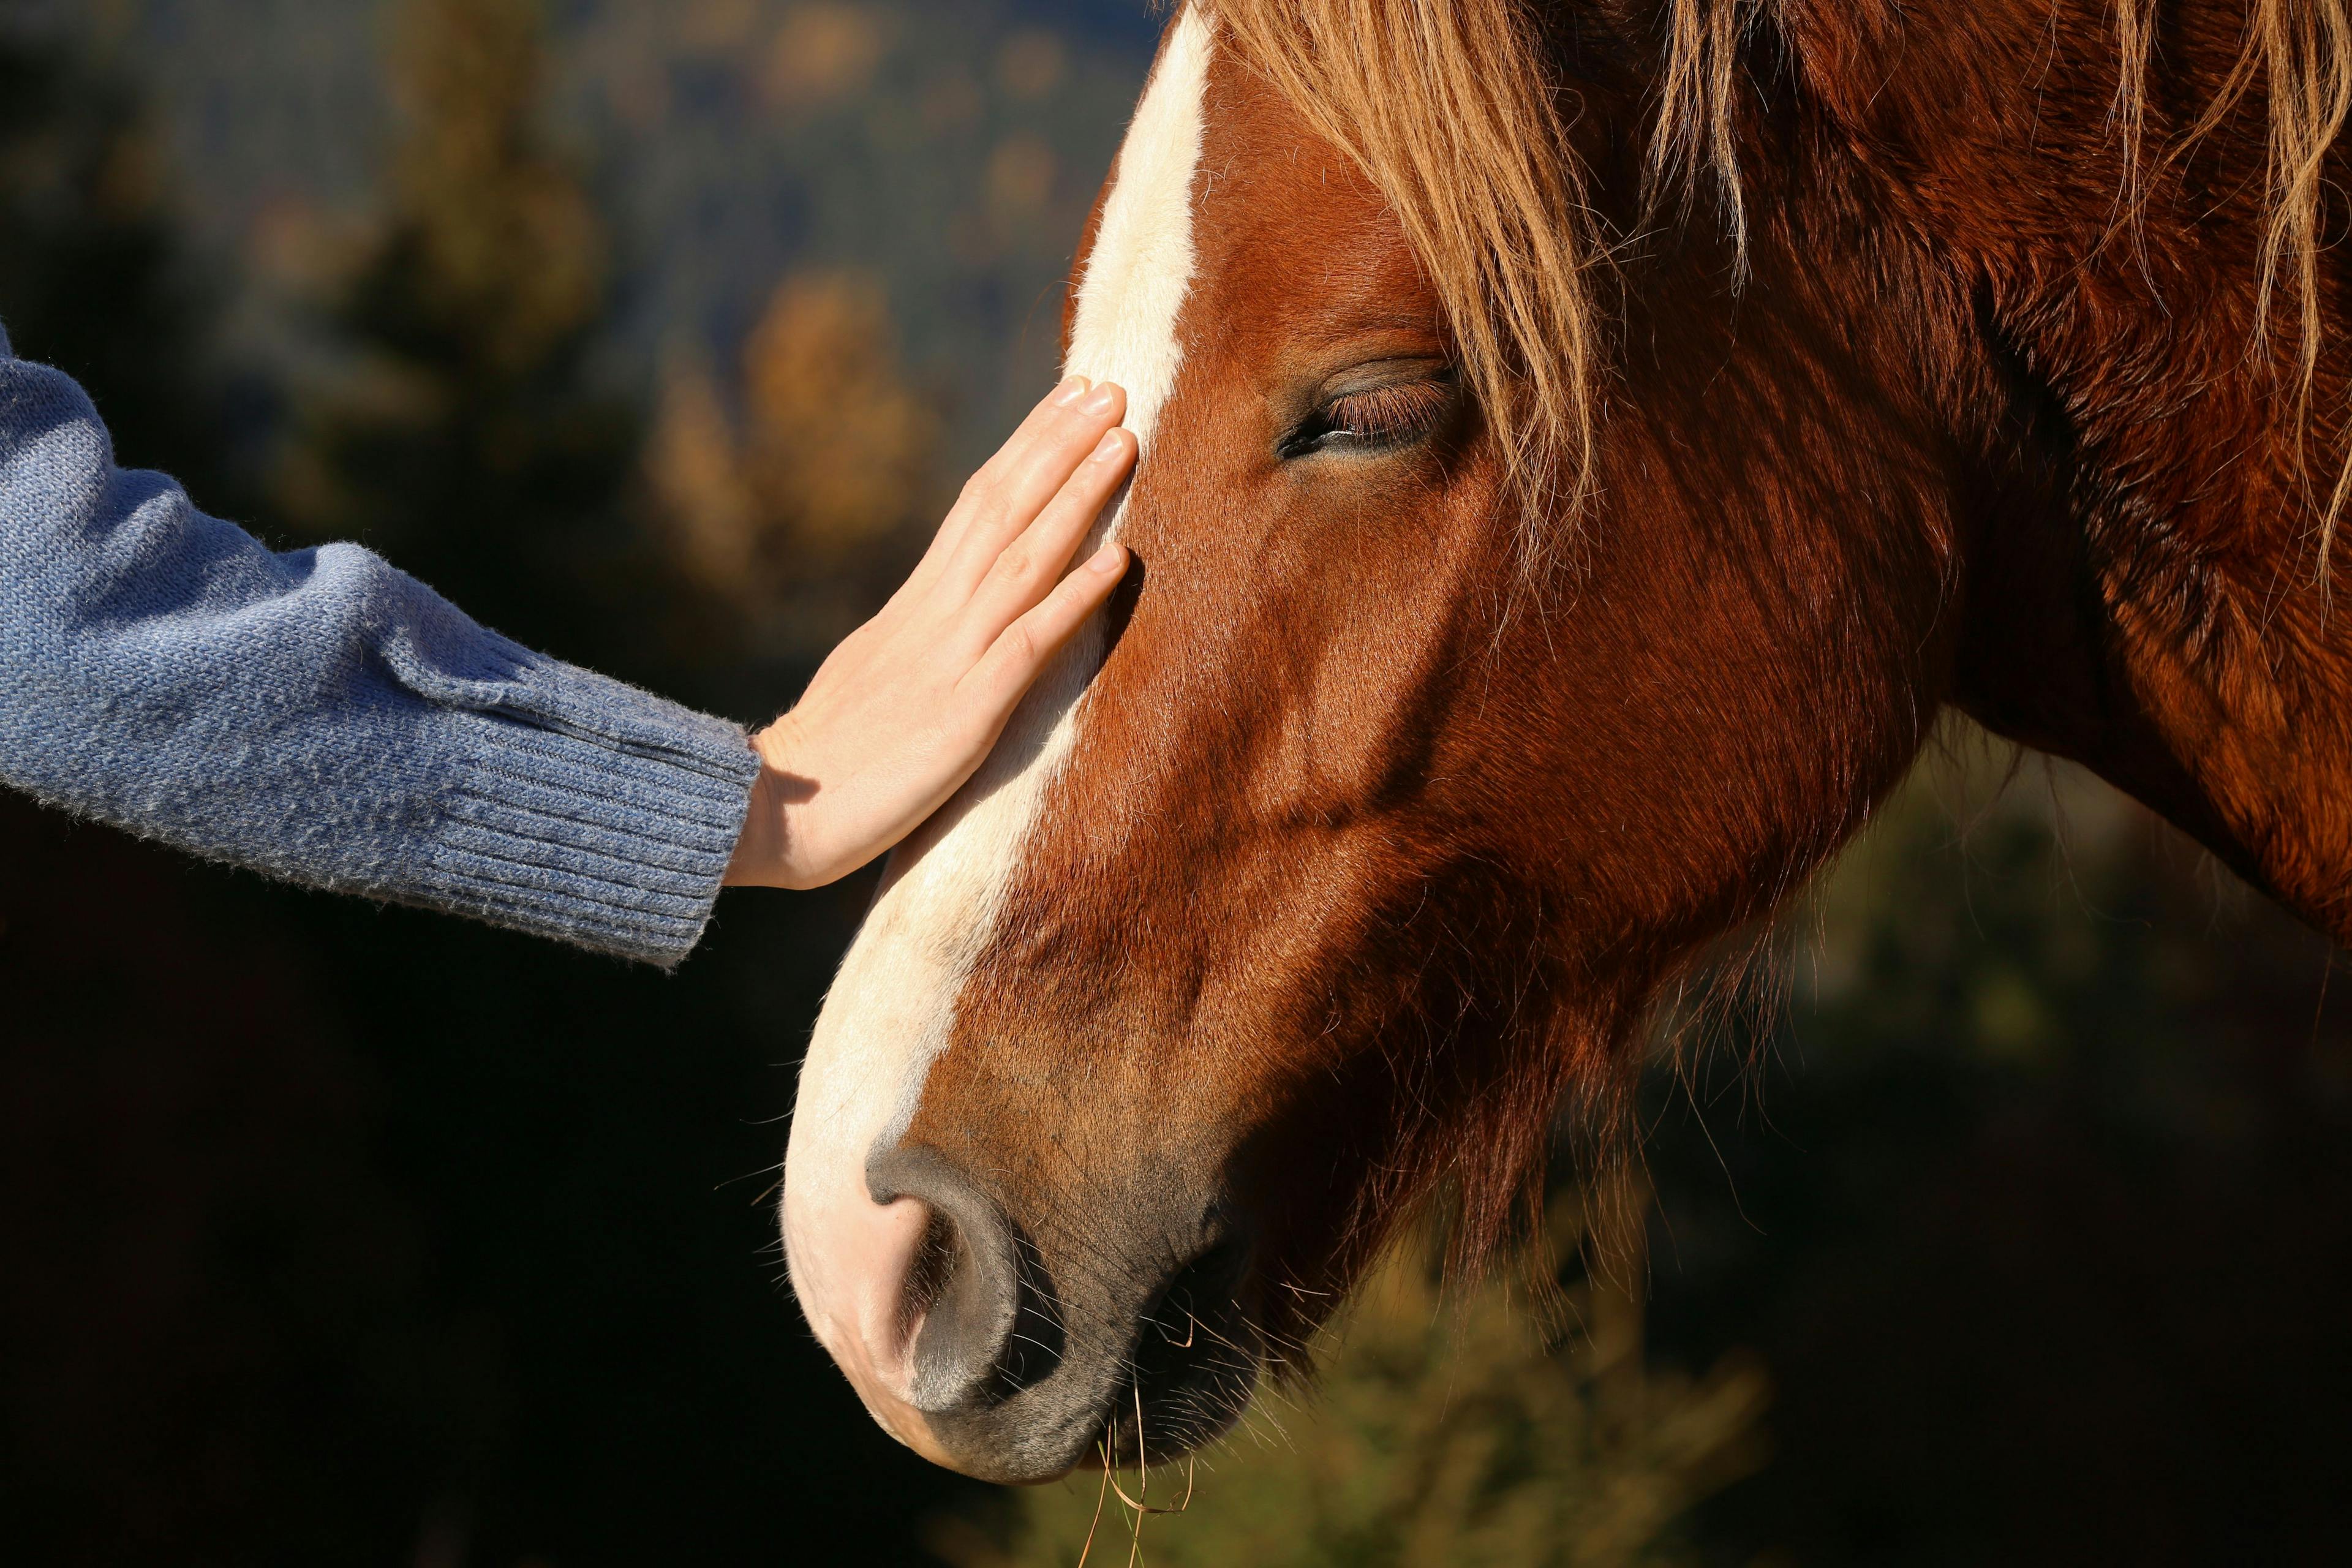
xmin=1280 ymin=374 xmax=1457 ymax=459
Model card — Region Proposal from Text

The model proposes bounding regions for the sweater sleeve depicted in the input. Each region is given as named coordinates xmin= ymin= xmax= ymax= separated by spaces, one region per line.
xmin=0 ymin=328 xmax=763 ymax=967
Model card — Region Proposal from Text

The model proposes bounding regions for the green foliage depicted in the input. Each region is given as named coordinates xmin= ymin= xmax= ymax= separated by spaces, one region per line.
xmin=937 ymin=1215 xmax=1767 ymax=1568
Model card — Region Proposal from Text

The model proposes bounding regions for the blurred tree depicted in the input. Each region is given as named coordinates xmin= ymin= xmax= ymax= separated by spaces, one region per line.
xmin=646 ymin=342 xmax=760 ymax=589
xmin=274 ymin=0 xmax=684 ymax=671
xmin=760 ymin=1 xmax=891 ymax=113
xmin=0 ymin=24 xmax=243 ymax=503
xmin=935 ymin=1204 xmax=1768 ymax=1568
xmin=647 ymin=268 xmax=935 ymax=646
xmin=740 ymin=272 xmax=933 ymax=557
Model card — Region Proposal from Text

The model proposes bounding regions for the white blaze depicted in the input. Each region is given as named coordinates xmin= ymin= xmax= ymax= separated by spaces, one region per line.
xmin=781 ymin=6 xmax=1212 ymax=1426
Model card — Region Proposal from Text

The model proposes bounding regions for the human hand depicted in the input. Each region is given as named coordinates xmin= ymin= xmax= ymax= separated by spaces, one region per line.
xmin=723 ymin=377 xmax=1136 ymax=890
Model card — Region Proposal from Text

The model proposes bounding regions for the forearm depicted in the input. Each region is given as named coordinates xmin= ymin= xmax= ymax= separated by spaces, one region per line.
xmin=0 ymin=330 xmax=759 ymax=966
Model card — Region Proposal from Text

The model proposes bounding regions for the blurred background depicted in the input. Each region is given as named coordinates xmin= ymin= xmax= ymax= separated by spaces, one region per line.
xmin=2 ymin=2 xmax=2348 ymax=1563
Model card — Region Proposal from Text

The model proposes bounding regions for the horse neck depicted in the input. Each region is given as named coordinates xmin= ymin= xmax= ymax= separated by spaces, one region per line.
xmin=1763 ymin=0 xmax=2352 ymax=941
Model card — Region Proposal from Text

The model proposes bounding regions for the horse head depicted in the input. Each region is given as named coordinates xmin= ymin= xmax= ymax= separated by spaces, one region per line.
xmin=783 ymin=0 xmax=2352 ymax=1482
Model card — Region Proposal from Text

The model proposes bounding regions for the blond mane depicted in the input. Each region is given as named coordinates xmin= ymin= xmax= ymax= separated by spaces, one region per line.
xmin=1207 ymin=0 xmax=1600 ymax=538
xmin=1208 ymin=0 xmax=2352 ymax=567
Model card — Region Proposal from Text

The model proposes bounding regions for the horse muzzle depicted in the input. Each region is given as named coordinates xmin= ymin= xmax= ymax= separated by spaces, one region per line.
xmin=785 ymin=1138 xmax=1260 ymax=1483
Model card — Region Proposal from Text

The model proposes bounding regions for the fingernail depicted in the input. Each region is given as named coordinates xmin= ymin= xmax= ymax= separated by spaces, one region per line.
xmin=1090 ymin=429 xmax=1126 ymax=462
xmin=1080 ymin=382 xmax=1121 ymax=415
xmin=1050 ymin=375 xmax=1091 ymax=406
xmin=1089 ymin=541 xmax=1124 ymax=573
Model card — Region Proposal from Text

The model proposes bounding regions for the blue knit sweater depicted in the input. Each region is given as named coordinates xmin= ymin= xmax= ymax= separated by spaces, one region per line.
xmin=0 ymin=322 xmax=762 ymax=966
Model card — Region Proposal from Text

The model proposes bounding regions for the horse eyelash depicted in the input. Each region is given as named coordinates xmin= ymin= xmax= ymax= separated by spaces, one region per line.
xmin=1331 ymin=382 xmax=1452 ymax=443
xmin=1283 ymin=375 xmax=1457 ymax=458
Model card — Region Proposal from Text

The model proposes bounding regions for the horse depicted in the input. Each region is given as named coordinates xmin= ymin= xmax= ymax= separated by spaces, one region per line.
xmin=780 ymin=0 xmax=2352 ymax=1483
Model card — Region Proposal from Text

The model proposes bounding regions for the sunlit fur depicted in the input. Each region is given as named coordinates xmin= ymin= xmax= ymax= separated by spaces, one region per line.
xmin=2152 ymin=0 xmax=2352 ymax=546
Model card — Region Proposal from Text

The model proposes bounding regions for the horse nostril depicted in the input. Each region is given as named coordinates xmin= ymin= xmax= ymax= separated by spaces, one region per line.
xmin=865 ymin=1145 xmax=1063 ymax=1412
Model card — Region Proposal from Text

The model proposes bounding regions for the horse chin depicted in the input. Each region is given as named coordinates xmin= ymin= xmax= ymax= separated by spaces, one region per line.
xmin=911 ymin=1242 xmax=1267 ymax=1485
xmin=809 ymin=1300 xmax=1265 ymax=1486
xmin=785 ymin=1096 xmax=1270 ymax=1481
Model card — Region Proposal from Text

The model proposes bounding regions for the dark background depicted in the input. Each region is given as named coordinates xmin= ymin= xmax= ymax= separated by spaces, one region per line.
xmin=3 ymin=2 xmax=2348 ymax=1563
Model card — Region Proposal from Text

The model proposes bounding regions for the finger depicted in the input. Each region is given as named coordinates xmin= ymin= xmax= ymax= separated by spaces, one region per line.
xmin=960 ymin=426 xmax=1136 ymax=645
xmin=878 ymin=375 xmax=1099 ymax=614
xmin=937 ymin=380 xmax=1128 ymax=596
xmin=961 ymin=541 xmax=1130 ymax=714
xmin=942 ymin=380 xmax=1126 ymax=588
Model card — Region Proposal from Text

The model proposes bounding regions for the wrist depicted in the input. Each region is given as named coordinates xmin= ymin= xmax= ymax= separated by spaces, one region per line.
xmin=723 ymin=761 xmax=775 ymax=888
xmin=726 ymin=719 xmax=814 ymax=889
xmin=751 ymin=712 xmax=805 ymax=778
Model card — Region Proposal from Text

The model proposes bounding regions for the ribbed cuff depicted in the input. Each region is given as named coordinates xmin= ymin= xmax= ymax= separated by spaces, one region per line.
xmin=409 ymin=662 xmax=763 ymax=967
